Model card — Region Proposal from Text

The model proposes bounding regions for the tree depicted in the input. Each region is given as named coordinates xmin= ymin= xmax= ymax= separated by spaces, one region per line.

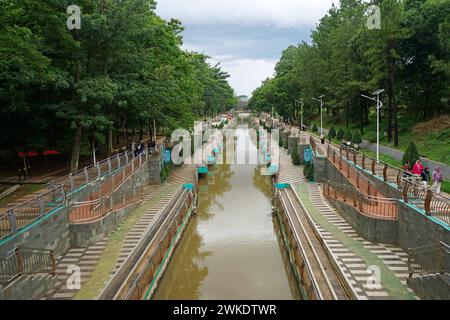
xmin=0 ymin=0 xmax=237 ymax=173
xmin=337 ymin=128 xmax=345 ymax=140
xmin=329 ymin=126 xmax=337 ymax=140
xmin=304 ymin=161 xmax=315 ymax=181
xmin=402 ymin=141 xmax=420 ymax=164
xmin=312 ymin=123 xmax=318 ymax=132
xmin=352 ymin=130 xmax=362 ymax=144
xmin=292 ymin=144 xmax=301 ymax=165
xmin=344 ymin=129 xmax=352 ymax=141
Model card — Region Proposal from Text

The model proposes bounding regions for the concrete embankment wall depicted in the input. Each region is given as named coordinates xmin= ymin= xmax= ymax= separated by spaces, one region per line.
xmin=0 ymin=155 xmax=162 ymax=300
xmin=69 ymin=156 xmax=161 ymax=247
xmin=325 ymin=160 xmax=399 ymax=244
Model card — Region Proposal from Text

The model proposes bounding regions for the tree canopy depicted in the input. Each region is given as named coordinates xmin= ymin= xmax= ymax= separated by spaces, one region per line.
xmin=249 ymin=0 xmax=450 ymax=146
xmin=0 ymin=0 xmax=237 ymax=171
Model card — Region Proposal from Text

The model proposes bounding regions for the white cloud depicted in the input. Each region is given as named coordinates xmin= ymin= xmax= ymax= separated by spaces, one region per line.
xmin=217 ymin=58 xmax=277 ymax=96
xmin=157 ymin=0 xmax=335 ymax=28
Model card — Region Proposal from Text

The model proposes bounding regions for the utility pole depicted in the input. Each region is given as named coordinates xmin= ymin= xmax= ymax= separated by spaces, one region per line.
xmin=361 ymin=89 xmax=384 ymax=163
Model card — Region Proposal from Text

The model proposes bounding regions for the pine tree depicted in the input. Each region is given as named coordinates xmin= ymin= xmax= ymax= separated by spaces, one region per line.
xmin=402 ymin=141 xmax=420 ymax=164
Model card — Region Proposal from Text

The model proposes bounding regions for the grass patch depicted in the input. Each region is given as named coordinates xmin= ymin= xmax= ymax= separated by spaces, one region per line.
xmin=306 ymin=114 xmax=450 ymax=166
xmin=0 ymin=184 xmax=45 ymax=208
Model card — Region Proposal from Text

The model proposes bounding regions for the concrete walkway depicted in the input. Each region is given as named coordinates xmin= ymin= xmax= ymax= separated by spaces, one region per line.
xmin=278 ymin=150 xmax=417 ymax=300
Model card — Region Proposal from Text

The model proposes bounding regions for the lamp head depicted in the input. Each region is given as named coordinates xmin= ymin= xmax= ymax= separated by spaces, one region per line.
xmin=372 ymin=89 xmax=385 ymax=96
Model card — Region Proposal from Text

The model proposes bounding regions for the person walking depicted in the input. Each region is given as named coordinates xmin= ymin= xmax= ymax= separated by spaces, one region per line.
xmin=432 ymin=166 xmax=444 ymax=194
xmin=320 ymin=133 xmax=325 ymax=145
xmin=421 ymin=167 xmax=430 ymax=188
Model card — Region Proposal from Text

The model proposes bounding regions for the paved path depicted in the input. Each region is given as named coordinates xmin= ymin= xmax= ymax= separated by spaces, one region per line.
xmin=45 ymin=165 xmax=195 ymax=300
xmin=278 ymin=149 xmax=417 ymax=300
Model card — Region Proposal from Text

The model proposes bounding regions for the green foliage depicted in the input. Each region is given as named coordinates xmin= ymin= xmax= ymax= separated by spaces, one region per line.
xmin=248 ymin=0 xmax=450 ymax=149
xmin=291 ymin=144 xmax=301 ymax=165
xmin=0 ymin=0 xmax=236 ymax=172
xmin=402 ymin=141 xmax=420 ymax=164
xmin=352 ymin=130 xmax=362 ymax=144
xmin=304 ymin=161 xmax=315 ymax=181
xmin=337 ymin=128 xmax=345 ymax=140
xmin=328 ymin=126 xmax=337 ymax=140
xmin=312 ymin=123 xmax=318 ymax=132
xmin=343 ymin=129 xmax=352 ymax=141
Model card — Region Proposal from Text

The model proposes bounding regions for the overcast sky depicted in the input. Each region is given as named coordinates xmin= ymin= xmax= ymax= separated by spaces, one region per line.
xmin=156 ymin=0 xmax=336 ymax=96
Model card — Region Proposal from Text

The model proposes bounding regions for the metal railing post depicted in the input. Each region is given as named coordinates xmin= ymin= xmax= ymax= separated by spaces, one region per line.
xmin=371 ymin=160 xmax=376 ymax=175
xmin=117 ymin=154 xmax=121 ymax=169
xmin=108 ymin=159 xmax=112 ymax=174
xmin=97 ymin=163 xmax=101 ymax=179
xmin=125 ymin=151 xmax=129 ymax=164
xmin=50 ymin=250 xmax=56 ymax=276
xmin=84 ymin=167 xmax=89 ymax=184
xmin=362 ymin=154 xmax=366 ymax=169
xmin=403 ymin=182 xmax=409 ymax=203
xmin=425 ymin=190 xmax=433 ymax=215
xmin=16 ymin=247 xmax=23 ymax=276
xmin=38 ymin=195 xmax=45 ymax=217
xmin=8 ymin=209 xmax=17 ymax=234
xmin=69 ymin=173 xmax=74 ymax=192
xmin=383 ymin=164 xmax=388 ymax=182
xmin=408 ymin=248 xmax=413 ymax=278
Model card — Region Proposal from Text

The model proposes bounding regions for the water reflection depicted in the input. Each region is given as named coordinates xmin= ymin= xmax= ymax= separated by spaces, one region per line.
xmin=153 ymin=124 xmax=300 ymax=300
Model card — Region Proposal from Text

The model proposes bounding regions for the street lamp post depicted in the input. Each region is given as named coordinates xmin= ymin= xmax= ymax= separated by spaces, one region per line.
xmin=361 ymin=89 xmax=384 ymax=163
xmin=295 ymin=99 xmax=304 ymax=131
xmin=312 ymin=95 xmax=325 ymax=136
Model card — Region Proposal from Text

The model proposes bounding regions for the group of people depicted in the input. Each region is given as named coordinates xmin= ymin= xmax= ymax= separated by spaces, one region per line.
xmin=403 ymin=159 xmax=444 ymax=194
xmin=130 ymin=139 xmax=157 ymax=157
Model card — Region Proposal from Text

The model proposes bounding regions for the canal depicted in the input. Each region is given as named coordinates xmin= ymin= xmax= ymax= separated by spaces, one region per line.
xmin=153 ymin=123 xmax=301 ymax=300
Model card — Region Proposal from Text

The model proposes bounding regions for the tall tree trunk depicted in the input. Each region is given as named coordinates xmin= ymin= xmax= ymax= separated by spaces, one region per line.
xmin=390 ymin=58 xmax=399 ymax=146
xmin=360 ymin=92 xmax=364 ymax=134
xmin=108 ymin=126 xmax=113 ymax=157
xmin=346 ymin=101 xmax=350 ymax=129
xmin=70 ymin=125 xmax=82 ymax=172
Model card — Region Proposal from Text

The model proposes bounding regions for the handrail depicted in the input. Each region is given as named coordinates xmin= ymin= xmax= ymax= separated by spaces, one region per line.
xmin=50 ymin=145 xmax=163 ymax=193
xmin=310 ymin=134 xmax=449 ymax=225
xmin=120 ymin=191 xmax=194 ymax=300
xmin=68 ymin=147 xmax=156 ymax=223
xmin=408 ymin=242 xmax=450 ymax=277
xmin=69 ymin=186 xmax=145 ymax=224
xmin=0 ymin=247 xmax=56 ymax=284
xmin=323 ymin=180 xmax=398 ymax=220
xmin=0 ymin=186 xmax=66 ymax=240
xmin=277 ymin=188 xmax=325 ymax=300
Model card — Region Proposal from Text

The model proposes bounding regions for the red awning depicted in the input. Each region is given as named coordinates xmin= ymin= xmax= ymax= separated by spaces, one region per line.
xmin=17 ymin=151 xmax=38 ymax=157
xmin=42 ymin=150 xmax=61 ymax=156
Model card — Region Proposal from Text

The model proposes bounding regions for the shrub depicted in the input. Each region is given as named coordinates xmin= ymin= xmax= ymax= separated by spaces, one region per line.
xmin=337 ymin=128 xmax=345 ymax=140
xmin=312 ymin=123 xmax=318 ymax=132
xmin=304 ymin=161 xmax=315 ymax=181
xmin=292 ymin=144 xmax=301 ymax=165
xmin=343 ymin=129 xmax=352 ymax=141
xmin=328 ymin=126 xmax=336 ymax=140
xmin=402 ymin=141 xmax=420 ymax=164
xmin=352 ymin=130 xmax=362 ymax=144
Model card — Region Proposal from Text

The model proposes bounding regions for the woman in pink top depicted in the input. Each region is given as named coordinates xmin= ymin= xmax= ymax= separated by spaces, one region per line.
xmin=412 ymin=160 xmax=423 ymax=175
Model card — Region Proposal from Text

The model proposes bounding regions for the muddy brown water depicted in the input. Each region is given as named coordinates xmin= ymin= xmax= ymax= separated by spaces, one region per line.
xmin=153 ymin=124 xmax=301 ymax=300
